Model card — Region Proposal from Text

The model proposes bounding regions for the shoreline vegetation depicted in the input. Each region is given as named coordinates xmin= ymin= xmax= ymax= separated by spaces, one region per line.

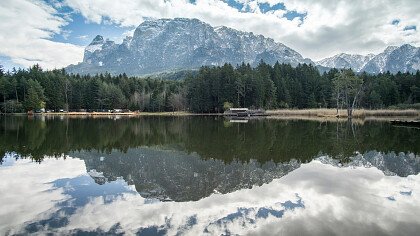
xmin=1 ymin=63 xmax=420 ymax=117
xmin=3 ymin=108 xmax=419 ymax=119
xmin=266 ymin=108 xmax=420 ymax=118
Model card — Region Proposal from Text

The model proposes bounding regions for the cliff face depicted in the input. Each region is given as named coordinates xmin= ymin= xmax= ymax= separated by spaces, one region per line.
xmin=66 ymin=18 xmax=312 ymax=76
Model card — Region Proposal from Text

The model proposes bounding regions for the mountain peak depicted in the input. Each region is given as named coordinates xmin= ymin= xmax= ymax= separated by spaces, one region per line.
xmin=384 ymin=45 xmax=398 ymax=53
xmin=90 ymin=35 xmax=104 ymax=45
xmin=67 ymin=18 xmax=312 ymax=76
xmin=317 ymin=52 xmax=372 ymax=72
xmin=316 ymin=43 xmax=420 ymax=74
xmin=137 ymin=18 xmax=206 ymax=29
xmin=318 ymin=44 xmax=420 ymax=74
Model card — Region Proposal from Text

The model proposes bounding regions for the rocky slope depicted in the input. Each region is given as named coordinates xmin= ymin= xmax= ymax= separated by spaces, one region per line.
xmin=317 ymin=44 xmax=420 ymax=73
xmin=66 ymin=18 xmax=312 ymax=76
xmin=317 ymin=53 xmax=375 ymax=72
xmin=66 ymin=18 xmax=420 ymax=76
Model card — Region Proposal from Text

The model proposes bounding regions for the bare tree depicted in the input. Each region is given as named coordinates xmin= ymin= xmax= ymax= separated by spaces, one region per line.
xmin=333 ymin=69 xmax=363 ymax=118
xmin=169 ymin=93 xmax=186 ymax=111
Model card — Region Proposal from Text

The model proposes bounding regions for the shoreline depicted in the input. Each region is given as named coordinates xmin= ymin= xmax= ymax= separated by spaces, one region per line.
xmin=0 ymin=111 xmax=221 ymax=117
xmin=1 ymin=109 xmax=419 ymax=119
xmin=266 ymin=108 xmax=420 ymax=118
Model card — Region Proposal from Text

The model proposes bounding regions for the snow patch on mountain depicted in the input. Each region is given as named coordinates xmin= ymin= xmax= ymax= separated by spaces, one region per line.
xmin=318 ymin=44 xmax=420 ymax=74
xmin=67 ymin=18 xmax=313 ymax=76
xmin=317 ymin=53 xmax=375 ymax=72
xmin=85 ymin=44 xmax=103 ymax=53
xmin=66 ymin=18 xmax=420 ymax=76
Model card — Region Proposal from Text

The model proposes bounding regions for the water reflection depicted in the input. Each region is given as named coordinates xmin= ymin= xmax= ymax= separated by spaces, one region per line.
xmin=73 ymin=148 xmax=420 ymax=202
xmin=1 ymin=116 xmax=420 ymax=235
xmin=75 ymin=148 xmax=300 ymax=201
xmin=1 ymin=116 xmax=420 ymax=163
xmin=1 ymin=155 xmax=419 ymax=235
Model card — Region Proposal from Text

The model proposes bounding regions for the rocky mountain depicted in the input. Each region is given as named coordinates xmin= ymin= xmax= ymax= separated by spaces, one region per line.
xmin=362 ymin=44 xmax=420 ymax=74
xmin=317 ymin=53 xmax=375 ymax=72
xmin=66 ymin=18 xmax=312 ymax=76
xmin=317 ymin=44 xmax=420 ymax=73
xmin=65 ymin=18 xmax=420 ymax=76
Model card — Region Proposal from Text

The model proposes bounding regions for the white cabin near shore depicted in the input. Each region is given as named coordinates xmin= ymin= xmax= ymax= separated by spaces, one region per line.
xmin=228 ymin=108 xmax=249 ymax=113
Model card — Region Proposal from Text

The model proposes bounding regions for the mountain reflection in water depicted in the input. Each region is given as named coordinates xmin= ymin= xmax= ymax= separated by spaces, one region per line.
xmin=1 ymin=116 xmax=420 ymax=235
xmin=1 ymin=155 xmax=419 ymax=235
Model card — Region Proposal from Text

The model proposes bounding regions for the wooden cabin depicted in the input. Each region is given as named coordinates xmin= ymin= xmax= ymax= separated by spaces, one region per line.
xmin=224 ymin=108 xmax=250 ymax=117
xmin=224 ymin=108 xmax=267 ymax=117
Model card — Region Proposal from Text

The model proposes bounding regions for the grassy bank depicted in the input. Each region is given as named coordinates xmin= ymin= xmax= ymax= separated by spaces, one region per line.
xmin=3 ymin=111 xmax=217 ymax=117
xmin=267 ymin=109 xmax=420 ymax=118
xmin=38 ymin=111 xmax=197 ymax=116
xmin=3 ymin=109 xmax=419 ymax=118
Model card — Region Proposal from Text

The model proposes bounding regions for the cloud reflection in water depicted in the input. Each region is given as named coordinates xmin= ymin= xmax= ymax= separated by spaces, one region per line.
xmin=1 ymin=153 xmax=419 ymax=235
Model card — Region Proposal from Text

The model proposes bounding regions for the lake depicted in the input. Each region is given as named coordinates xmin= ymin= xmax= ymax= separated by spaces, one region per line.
xmin=1 ymin=116 xmax=420 ymax=235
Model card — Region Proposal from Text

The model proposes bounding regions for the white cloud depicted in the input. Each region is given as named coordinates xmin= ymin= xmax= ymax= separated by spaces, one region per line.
xmin=63 ymin=0 xmax=420 ymax=60
xmin=1 ymin=0 xmax=420 ymax=68
xmin=1 ymin=153 xmax=419 ymax=235
xmin=59 ymin=161 xmax=420 ymax=235
xmin=0 ymin=156 xmax=86 ymax=235
xmin=0 ymin=0 xmax=83 ymax=69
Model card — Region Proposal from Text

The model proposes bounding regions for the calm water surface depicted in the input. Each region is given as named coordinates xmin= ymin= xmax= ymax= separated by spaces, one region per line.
xmin=1 ymin=116 xmax=420 ymax=235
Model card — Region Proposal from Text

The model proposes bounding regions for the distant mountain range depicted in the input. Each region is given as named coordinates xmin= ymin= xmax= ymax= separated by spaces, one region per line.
xmin=318 ymin=44 xmax=420 ymax=74
xmin=66 ymin=18 xmax=420 ymax=76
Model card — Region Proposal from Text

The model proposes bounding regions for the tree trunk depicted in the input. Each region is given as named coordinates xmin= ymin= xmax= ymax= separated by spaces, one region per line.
xmin=336 ymin=88 xmax=340 ymax=117
xmin=350 ymin=85 xmax=363 ymax=119
xmin=3 ymin=94 xmax=6 ymax=113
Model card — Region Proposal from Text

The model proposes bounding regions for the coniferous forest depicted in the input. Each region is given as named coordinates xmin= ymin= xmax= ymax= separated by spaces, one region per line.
xmin=0 ymin=62 xmax=419 ymax=113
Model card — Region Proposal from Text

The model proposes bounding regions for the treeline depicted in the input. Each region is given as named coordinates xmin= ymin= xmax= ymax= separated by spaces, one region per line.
xmin=0 ymin=65 xmax=185 ymax=112
xmin=0 ymin=62 xmax=419 ymax=113
xmin=186 ymin=62 xmax=420 ymax=112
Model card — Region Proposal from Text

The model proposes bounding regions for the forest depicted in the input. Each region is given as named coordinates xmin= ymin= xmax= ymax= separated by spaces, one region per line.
xmin=0 ymin=62 xmax=419 ymax=113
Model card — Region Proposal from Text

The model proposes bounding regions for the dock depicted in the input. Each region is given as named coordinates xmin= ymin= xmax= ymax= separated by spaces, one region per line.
xmin=223 ymin=108 xmax=268 ymax=117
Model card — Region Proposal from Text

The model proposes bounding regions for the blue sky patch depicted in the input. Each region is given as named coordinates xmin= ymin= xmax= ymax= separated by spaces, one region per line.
xmin=400 ymin=190 xmax=412 ymax=196
xmin=392 ymin=19 xmax=400 ymax=25
xmin=387 ymin=196 xmax=396 ymax=201
xmin=258 ymin=2 xmax=285 ymax=13
xmin=51 ymin=12 xmax=134 ymax=46
xmin=224 ymin=0 xmax=245 ymax=12
xmin=45 ymin=0 xmax=133 ymax=46
xmin=224 ymin=0 xmax=305 ymax=21
xmin=284 ymin=11 xmax=307 ymax=21
xmin=0 ymin=56 xmax=24 ymax=71
xmin=403 ymin=25 xmax=417 ymax=31
xmin=51 ymin=174 xmax=136 ymax=206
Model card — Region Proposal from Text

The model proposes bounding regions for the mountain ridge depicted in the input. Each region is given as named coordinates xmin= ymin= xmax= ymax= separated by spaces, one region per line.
xmin=317 ymin=44 xmax=420 ymax=73
xmin=66 ymin=17 xmax=313 ymax=76
xmin=66 ymin=18 xmax=420 ymax=76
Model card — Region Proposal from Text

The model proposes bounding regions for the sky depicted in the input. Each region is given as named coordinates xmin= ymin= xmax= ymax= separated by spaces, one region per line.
xmin=0 ymin=0 xmax=419 ymax=70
